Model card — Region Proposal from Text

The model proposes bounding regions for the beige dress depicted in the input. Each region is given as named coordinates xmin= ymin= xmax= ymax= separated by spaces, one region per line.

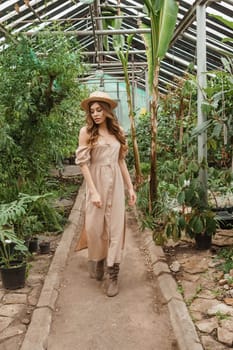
xmin=75 ymin=140 xmax=125 ymax=267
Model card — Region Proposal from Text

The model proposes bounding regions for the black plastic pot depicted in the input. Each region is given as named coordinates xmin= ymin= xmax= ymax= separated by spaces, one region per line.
xmin=212 ymin=207 xmax=233 ymax=229
xmin=195 ymin=233 xmax=212 ymax=250
xmin=0 ymin=261 xmax=27 ymax=289
xmin=28 ymin=237 xmax=38 ymax=253
xmin=39 ymin=241 xmax=50 ymax=254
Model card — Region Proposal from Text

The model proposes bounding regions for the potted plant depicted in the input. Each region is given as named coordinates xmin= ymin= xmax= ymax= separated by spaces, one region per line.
xmin=183 ymin=207 xmax=217 ymax=249
xmin=21 ymin=215 xmax=44 ymax=253
xmin=0 ymin=228 xmax=29 ymax=289
xmin=0 ymin=192 xmax=51 ymax=243
xmin=165 ymin=179 xmax=217 ymax=249
xmin=0 ymin=193 xmax=52 ymax=288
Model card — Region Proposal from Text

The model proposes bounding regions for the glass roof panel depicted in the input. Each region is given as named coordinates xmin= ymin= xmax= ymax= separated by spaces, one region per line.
xmin=0 ymin=0 xmax=232 ymax=91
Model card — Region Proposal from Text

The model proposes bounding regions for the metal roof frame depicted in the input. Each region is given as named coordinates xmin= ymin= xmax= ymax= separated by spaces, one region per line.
xmin=0 ymin=0 xmax=232 ymax=91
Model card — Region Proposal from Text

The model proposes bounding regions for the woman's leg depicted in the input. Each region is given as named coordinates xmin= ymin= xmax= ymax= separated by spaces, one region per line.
xmin=107 ymin=263 xmax=120 ymax=297
xmin=96 ymin=259 xmax=105 ymax=281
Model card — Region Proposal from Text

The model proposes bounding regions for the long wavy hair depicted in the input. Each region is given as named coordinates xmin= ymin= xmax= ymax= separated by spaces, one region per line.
xmin=85 ymin=101 xmax=128 ymax=159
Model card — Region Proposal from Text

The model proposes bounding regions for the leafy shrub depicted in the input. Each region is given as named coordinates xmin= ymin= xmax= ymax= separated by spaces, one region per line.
xmin=0 ymin=29 xmax=88 ymax=202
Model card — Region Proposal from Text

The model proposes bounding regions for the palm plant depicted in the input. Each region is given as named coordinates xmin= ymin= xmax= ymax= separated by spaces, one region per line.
xmin=102 ymin=11 xmax=143 ymax=186
xmin=112 ymin=25 xmax=143 ymax=186
xmin=140 ymin=0 xmax=179 ymax=208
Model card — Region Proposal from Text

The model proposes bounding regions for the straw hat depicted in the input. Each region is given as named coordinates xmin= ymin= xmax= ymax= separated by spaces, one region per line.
xmin=80 ymin=91 xmax=118 ymax=111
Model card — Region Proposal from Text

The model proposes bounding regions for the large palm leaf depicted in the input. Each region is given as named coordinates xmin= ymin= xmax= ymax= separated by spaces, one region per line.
xmin=141 ymin=0 xmax=178 ymax=206
xmin=142 ymin=0 xmax=178 ymax=92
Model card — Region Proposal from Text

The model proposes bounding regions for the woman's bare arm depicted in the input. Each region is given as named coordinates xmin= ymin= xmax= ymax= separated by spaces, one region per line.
xmin=118 ymin=158 xmax=137 ymax=206
xmin=78 ymin=127 xmax=102 ymax=208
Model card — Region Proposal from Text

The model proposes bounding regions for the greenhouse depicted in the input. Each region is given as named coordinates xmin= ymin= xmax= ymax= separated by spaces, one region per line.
xmin=0 ymin=1 xmax=233 ymax=349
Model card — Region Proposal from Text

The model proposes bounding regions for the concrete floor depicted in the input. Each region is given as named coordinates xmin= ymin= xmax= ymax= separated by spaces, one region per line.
xmin=47 ymin=215 xmax=178 ymax=350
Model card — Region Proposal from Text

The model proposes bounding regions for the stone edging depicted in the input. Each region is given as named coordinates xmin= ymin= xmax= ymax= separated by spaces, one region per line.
xmin=20 ymin=183 xmax=86 ymax=350
xmin=141 ymin=229 xmax=204 ymax=350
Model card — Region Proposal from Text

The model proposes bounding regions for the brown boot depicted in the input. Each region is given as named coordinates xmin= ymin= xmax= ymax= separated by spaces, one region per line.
xmin=88 ymin=260 xmax=96 ymax=279
xmin=107 ymin=263 xmax=120 ymax=297
xmin=96 ymin=259 xmax=105 ymax=281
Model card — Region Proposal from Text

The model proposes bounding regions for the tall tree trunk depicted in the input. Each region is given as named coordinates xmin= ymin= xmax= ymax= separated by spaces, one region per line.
xmin=149 ymin=63 xmax=159 ymax=208
xmin=124 ymin=72 xmax=143 ymax=186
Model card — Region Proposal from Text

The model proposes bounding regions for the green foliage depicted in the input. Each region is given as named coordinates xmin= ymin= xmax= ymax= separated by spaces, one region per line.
xmin=141 ymin=0 xmax=179 ymax=92
xmin=210 ymin=14 xmax=233 ymax=44
xmin=0 ymin=193 xmax=50 ymax=226
xmin=216 ymin=247 xmax=233 ymax=273
xmin=128 ymin=81 xmax=199 ymax=186
xmin=133 ymin=71 xmax=232 ymax=240
xmin=32 ymin=198 xmax=64 ymax=233
xmin=0 ymin=28 xmax=88 ymax=202
xmin=164 ymin=179 xmax=218 ymax=240
xmin=203 ymin=62 xmax=233 ymax=169
xmin=127 ymin=112 xmax=150 ymax=169
xmin=0 ymin=229 xmax=29 ymax=268
xmin=136 ymin=182 xmax=154 ymax=230
xmin=215 ymin=311 xmax=230 ymax=321
xmin=208 ymin=167 xmax=233 ymax=195
xmin=0 ymin=193 xmax=63 ymax=240
xmin=20 ymin=215 xmax=44 ymax=240
xmin=101 ymin=6 xmax=118 ymax=51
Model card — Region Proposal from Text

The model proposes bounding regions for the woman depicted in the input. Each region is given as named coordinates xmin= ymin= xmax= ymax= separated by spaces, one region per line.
xmin=75 ymin=91 xmax=136 ymax=297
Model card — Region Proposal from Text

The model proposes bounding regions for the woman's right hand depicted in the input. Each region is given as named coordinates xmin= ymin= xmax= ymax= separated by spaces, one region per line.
xmin=128 ymin=188 xmax=137 ymax=206
xmin=91 ymin=191 xmax=102 ymax=208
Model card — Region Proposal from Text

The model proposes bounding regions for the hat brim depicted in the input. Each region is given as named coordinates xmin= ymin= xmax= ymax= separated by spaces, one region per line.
xmin=80 ymin=96 xmax=118 ymax=111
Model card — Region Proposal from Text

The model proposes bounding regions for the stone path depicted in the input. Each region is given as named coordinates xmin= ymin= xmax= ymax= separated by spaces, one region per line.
xmin=165 ymin=229 xmax=233 ymax=349
xmin=0 ymin=239 xmax=59 ymax=350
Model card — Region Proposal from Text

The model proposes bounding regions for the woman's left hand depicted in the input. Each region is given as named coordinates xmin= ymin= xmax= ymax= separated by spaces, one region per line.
xmin=128 ymin=188 xmax=137 ymax=206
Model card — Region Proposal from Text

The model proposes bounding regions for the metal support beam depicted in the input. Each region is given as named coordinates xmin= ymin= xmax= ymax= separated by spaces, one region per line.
xmin=82 ymin=50 xmax=146 ymax=55
xmin=170 ymin=0 xmax=208 ymax=46
xmin=86 ymin=62 xmax=148 ymax=67
xmin=89 ymin=3 xmax=98 ymax=63
xmin=10 ymin=15 xmax=145 ymax=23
xmin=25 ymin=28 xmax=151 ymax=36
xmin=95 ymin=0 xmax=104 ymax=64
xmin=197 ymin=4 xmax=208 ymax=202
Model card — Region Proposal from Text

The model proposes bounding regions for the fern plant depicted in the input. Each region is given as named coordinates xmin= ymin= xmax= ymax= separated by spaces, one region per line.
xmin=0 ymin=193 xmax=51 ymax=225
xmin=0 ymin=193 xmax=55 ymax=240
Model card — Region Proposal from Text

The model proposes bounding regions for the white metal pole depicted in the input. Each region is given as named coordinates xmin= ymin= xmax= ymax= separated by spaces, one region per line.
xmin=196 ymin=4 xmax=208 ymax=201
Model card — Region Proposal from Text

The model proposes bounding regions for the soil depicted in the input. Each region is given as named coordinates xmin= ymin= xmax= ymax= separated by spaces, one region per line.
xmin=163 ymin=229 xmax=233 ymax=349
xmin=163 ymin=232 xmax=233 ymax=303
